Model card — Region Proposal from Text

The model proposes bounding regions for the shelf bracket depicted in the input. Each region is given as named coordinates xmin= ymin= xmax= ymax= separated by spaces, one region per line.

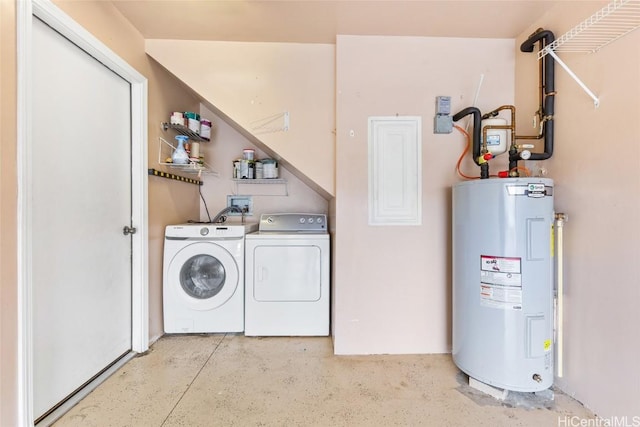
xmin=250 ymin=111 xmax=290 ymax=135
xmin=546 ymin=50 xmax=600 ymax=108
xmin=231 ymin=179 xmax=288 ymax=196
xmin=148 ymin=168 xmax=203 ymax=186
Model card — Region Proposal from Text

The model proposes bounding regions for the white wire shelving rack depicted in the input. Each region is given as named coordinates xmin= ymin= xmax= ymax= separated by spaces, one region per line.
xmin=538 ymin=0 xmax=640 ymax=107
xmin=157 ymin=136 xmax=219 ymax=177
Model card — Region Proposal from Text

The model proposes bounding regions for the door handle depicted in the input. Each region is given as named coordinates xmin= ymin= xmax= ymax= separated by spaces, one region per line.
xmin=257 ymin=266 xmax=268 ymax=282
xmin=123 ymin=225 xmax=137 ymax=236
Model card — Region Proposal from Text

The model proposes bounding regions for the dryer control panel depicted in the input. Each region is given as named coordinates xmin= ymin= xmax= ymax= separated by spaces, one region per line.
xmin=258 ymin=213 xmax=327 ymax=233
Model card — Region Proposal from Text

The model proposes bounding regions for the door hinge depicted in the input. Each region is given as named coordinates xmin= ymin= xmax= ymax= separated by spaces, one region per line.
xmin=123 ymin=225 xmax=137 ymax=236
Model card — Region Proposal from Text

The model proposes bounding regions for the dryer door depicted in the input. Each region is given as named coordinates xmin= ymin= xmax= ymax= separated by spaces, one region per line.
xmin=167 ymin=242 xmax=240 ymax=310
xmin=253 ymin=245 xmax=321 ymax=302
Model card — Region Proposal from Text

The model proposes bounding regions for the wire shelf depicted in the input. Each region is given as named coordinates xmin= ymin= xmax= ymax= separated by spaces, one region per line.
xmin=162 ymin=123 xmax=209 ymax=142
xmin=533 ymin=0 xmax=640 ymax=107
xmin=231 ymin=178 xmax=288 ymax=196
xmin=157 ymin=137 xmax=218 ymax=176
xmin=539 ymin=0 xmax=640 ymax=59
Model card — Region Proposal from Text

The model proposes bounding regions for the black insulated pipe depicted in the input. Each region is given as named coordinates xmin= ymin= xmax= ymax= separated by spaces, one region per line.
xmin=452 ymin=107 xmax=482 ymax=167
xmin=518 ymin=29 xmax=555 ymax=161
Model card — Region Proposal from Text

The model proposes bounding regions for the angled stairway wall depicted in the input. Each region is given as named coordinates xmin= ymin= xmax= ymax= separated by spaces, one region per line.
xmin=146 ymin=40 xmax=335 ymax=198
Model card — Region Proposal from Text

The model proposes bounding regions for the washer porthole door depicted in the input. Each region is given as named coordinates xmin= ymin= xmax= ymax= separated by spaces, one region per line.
xmin=169 ymin=242 xmax=240 ymax=311
xmin=180 ymin=254 xmax=226 ymax=299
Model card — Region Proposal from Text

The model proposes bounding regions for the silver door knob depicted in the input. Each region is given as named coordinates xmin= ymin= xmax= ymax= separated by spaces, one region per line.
xmin=123 ymin=225 xmax=137 ymax=236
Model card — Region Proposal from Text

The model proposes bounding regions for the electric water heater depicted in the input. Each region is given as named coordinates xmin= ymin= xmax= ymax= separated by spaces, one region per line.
xmin=452 ymin=178 xmax=554 ymax=392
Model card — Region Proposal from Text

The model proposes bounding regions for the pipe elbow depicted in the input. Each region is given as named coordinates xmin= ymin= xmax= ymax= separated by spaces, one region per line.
xmin=452 ymin=107 xmax=481 ymax=123
xmin=452 ymin=107 xmax=483 ymax=166
xmin=520 ymin=29 xmax=555 ymax=52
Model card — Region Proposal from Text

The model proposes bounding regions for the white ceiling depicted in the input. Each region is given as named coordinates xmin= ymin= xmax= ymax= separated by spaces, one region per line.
xmin=110 ymin=0 xmax=582 ymax=44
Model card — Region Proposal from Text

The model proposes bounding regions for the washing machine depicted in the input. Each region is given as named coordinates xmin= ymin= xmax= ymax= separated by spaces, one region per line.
xmin=163 ymin=222 xmax=257 ymax=333
xmin=245 ymin=213 xmax=330 ymax=336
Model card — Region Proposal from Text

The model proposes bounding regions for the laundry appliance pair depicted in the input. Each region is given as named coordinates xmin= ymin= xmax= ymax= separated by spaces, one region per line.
xmin=163 ymin=213 xmax=330 ymax=336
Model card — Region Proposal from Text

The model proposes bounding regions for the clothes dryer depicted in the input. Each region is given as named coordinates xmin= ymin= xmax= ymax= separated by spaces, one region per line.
xmin=163 ymin=222 xmax=257 ymax=333
xmin=245 ymin=213 xmax=330 ymax=336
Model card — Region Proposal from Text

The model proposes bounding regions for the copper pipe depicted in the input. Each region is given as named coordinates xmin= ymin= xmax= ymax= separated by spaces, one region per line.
xmin=482 ymin=105 xmax=517 ymax=150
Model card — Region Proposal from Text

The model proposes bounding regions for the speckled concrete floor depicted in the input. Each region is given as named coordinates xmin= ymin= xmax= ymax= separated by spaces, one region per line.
xmin=53 ymin=334 xmax=595 ymax=426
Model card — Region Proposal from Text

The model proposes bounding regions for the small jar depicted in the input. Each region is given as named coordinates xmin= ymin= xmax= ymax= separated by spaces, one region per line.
xmin=243 ymin=149 xmax=255 ymax=161
xmin=170 ymin=112 xmax=185 ymax=126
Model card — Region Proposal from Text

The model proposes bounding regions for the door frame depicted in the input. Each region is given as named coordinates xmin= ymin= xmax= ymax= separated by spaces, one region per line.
xmin=16 ymin=0 xmax=149 ymax=424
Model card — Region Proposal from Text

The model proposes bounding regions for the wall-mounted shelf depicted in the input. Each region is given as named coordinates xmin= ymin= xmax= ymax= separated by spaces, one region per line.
xmin=231 ymin=178 xmax=288 ymax=196
xmin=537 ymin=0 xmax=640 ymax=107
xmin=157 ymin=137 xmax=219 ymax=176
xmin=158 ymin=162 xmax=210 ymax=174
xmin=162 ymin=122 xmax=209 ymax=142
xmin=539 ymin=0 xmax=640 ymax=58
xmin=232 ymin=178 xmax=286 ymax=185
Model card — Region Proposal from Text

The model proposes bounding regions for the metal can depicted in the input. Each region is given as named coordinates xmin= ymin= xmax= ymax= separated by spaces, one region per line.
xmin=200 ymin=119 xmax=212 ymax=140
xmin=190 ymin=141 xmax=200 ymax=158
xmin=184 ymin=112 xmax=200 ymax=134
xmin=170 ymin=112 xmax=184 ymax=126
xmin=239 ymin=159 xmax=254 ymax=179
xmin=262 ymin=158 xmax=278 ymax=178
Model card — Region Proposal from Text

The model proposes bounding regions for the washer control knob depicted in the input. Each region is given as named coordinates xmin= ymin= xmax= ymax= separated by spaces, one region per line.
xmin=316 ymin=217 xmax=323 ymax=224
xmin=299 ymin=217 xmax=306 ymax=223
xmin=200 ymin=227 xmax=209 ymax=236
xmin=266 ymin=216 xmax=274 ymax=224
xmin=308 ymin=217 xmax=314 ymax=224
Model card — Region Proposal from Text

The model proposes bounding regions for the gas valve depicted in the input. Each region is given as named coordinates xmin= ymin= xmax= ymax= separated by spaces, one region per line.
xmin=477 ymin=153 xmax=493 ymax=164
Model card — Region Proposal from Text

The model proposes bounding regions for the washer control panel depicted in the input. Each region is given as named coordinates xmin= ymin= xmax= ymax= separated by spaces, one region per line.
xmin=259 ymin=213 xmax=327 ymax=233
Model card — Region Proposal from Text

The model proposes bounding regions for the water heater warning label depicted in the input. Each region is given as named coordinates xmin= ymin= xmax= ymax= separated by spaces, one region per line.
xmin=480 ymin=255 xmax=522 ymax=310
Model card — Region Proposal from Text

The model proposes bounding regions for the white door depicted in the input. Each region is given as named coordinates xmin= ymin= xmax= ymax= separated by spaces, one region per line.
xmin=31 ymin=16 xmax=133 ymax=419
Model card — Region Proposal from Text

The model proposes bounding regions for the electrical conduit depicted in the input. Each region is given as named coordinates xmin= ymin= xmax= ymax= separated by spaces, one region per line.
xmin=555 ymin=212 xmax=567 ymax=378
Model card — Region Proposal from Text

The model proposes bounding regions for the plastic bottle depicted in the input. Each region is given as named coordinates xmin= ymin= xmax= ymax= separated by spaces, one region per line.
xmin=172 ymin=135 xmax=190 ymax=165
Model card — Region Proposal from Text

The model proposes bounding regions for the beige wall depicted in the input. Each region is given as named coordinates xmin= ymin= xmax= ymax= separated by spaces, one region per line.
xmin=515 ymin=3 xmax=640 ymax=419
xmin=197 ymin=104 xmax=329 ymax=222
xmin=333 ymin=35 xmax=515 ymax=354
xmin=1 ymin=1 xmax=19 ymax=424
xmin=145 ymin=39 xmax=336 ymax=198
xmin=147 ymin=36 xmax=513 ymax=355
xmin=1 ymin=1 xmax=202 ymax=422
